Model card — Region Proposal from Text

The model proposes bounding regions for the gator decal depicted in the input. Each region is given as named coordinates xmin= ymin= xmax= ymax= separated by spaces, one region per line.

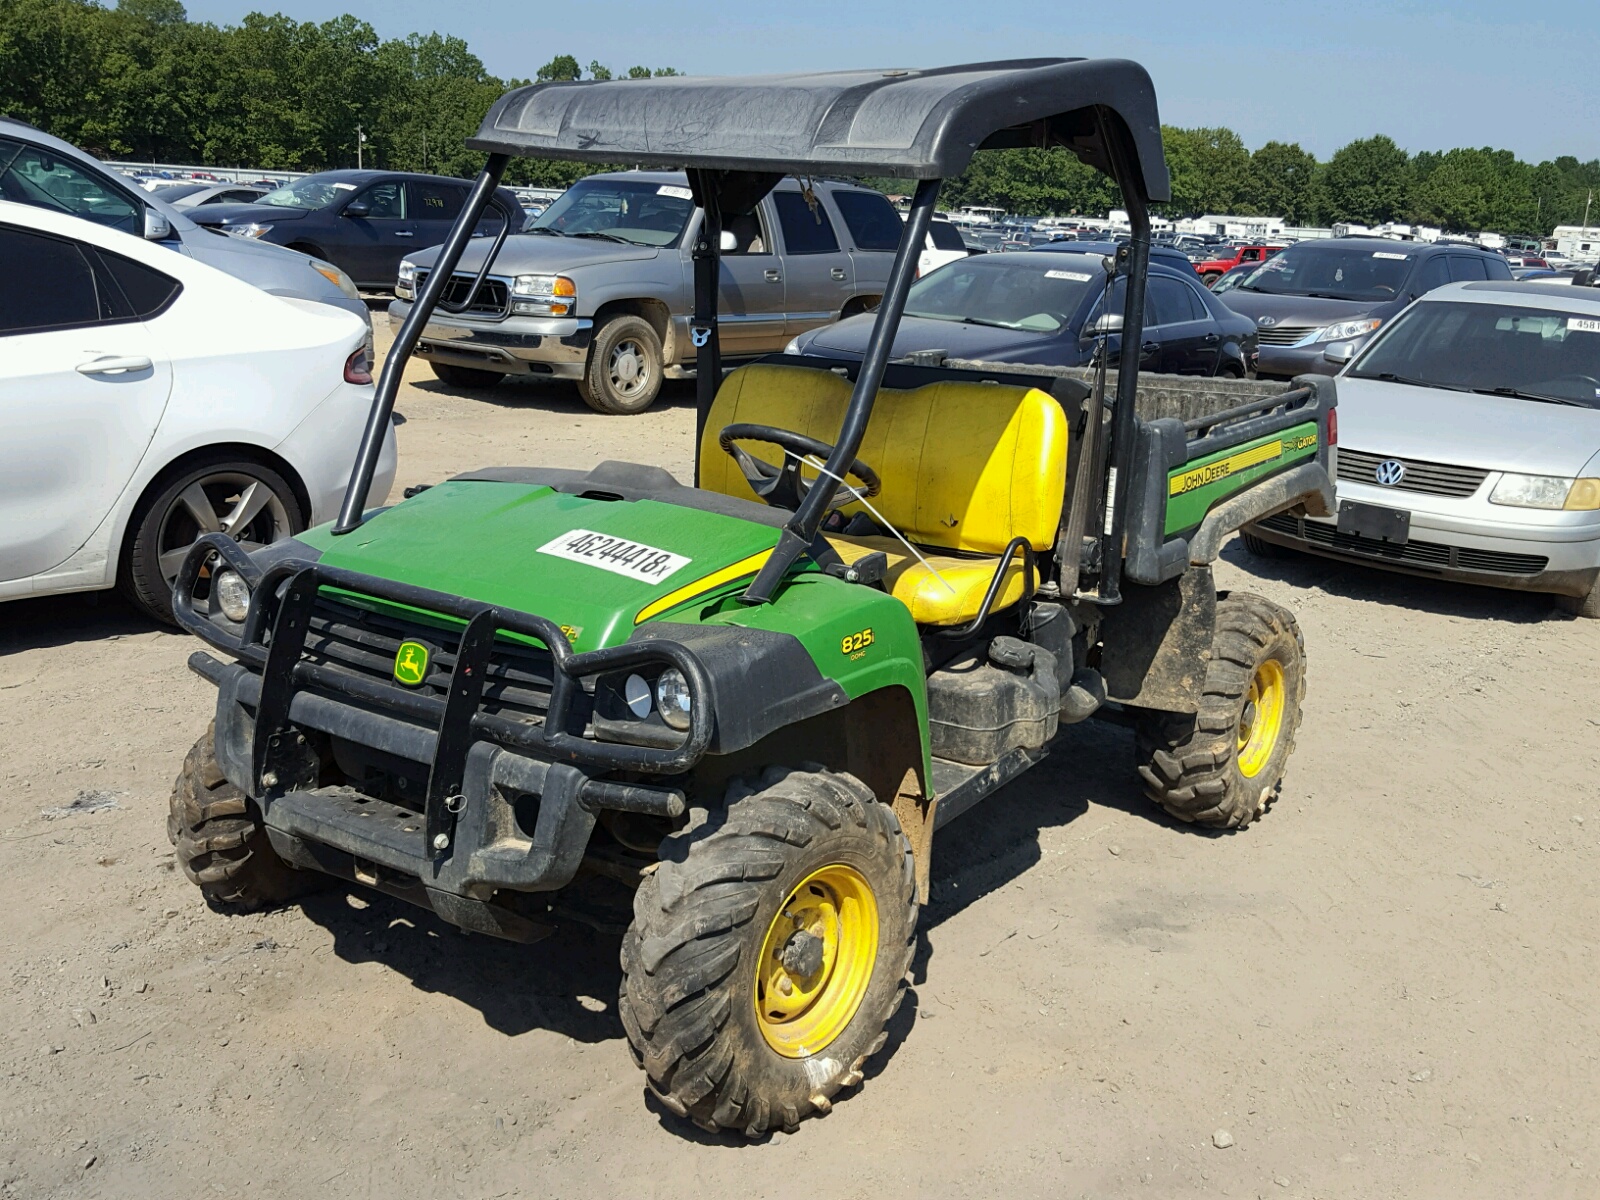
xmin=1165 ymin=422 xmax=1320 ymax=536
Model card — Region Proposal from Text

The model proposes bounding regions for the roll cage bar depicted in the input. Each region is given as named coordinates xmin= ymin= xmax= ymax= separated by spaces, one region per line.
xmin=335 ymin=58 xmax=1171 ymax=606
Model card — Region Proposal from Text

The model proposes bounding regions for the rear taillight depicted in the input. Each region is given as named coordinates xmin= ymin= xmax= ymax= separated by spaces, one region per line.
xmin=1327 ymin=409 xmax=1338 ymax=446
xmin=344 ymin=346 xmax=373 ymax=385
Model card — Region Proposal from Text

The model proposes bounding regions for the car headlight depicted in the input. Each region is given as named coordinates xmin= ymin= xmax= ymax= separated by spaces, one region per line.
xmin=784 ymin=336 xmax=803 ymax=355
xmin=1488 ymin=473 xmax=1600 ymax=510
xmin=230 ymin=222 xmax=273 ymax=240
xmin=1317 ymin=317 xmax=1382 ymax=343
xmin=511 ymin=274 xmax=576 ymax=316
xmin=214 ymin=569 xmax=252 ymax=622
xmin=310 ymin=257 xmax=361 ymax=300
xmin=655 ymin=668 xmax=693 ymax=731
xmin=395 ymin=260 xmax=416 ymax=300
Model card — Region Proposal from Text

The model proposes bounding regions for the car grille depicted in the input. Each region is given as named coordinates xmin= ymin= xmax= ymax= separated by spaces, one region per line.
xmin=1254 ymin=324 xmax=1319 ymax=346
xmin=414 ymin=270 xmax=509 ymax=318
xmin=300 ymin=596 xmax=553 ymax=727
xmin=1257 ymin=513 xmax=1548 ymax=576
xmin=1337 ymin=448 xmax=1489 ymax=498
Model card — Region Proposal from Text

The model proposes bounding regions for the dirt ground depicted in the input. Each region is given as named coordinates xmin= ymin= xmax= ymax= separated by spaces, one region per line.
xmin=4 ymin=315 xmax=1599 ymax=1199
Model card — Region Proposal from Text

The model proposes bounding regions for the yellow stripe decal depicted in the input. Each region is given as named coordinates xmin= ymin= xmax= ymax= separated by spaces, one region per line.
xmin=1169 ymin=439 xmax=1284 ymax=497
xmin=634 ymin=549 xmax=774 ymax=624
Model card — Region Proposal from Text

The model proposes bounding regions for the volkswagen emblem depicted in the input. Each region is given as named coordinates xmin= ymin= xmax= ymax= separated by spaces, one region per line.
xmin=1374 ymin=459 xmax=1406 ymax=487
xmin=1257 ymin=315 xmax=1278 ymax=327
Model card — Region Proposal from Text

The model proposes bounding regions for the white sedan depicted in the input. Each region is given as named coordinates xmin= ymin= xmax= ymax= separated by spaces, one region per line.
xmin=0 ymin=201 xmax=396 ymax=622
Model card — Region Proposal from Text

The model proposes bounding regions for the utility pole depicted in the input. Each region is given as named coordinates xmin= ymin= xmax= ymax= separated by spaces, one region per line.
xmin=1585 ymin=189 xmax=1593 ymax=235
xmin=357 ymin=123 xmax=366 ymax=170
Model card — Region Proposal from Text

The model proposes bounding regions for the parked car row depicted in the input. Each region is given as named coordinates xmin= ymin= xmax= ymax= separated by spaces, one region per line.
xmin=7 ymin=124 xmax=1599 ymax=627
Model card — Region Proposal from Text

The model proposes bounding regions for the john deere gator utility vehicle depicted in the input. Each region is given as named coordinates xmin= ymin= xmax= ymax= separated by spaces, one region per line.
xmin=169 ymin=59 xmax=1336 ymax=1135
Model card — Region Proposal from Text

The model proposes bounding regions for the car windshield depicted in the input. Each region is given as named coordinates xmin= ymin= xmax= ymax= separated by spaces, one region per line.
xmin=528 ymin=179 xmax=693 ymax=247
xmin=0 ymin=137 xmax=141 ymax=234
xmin=1351 ymin=299 xmax=1600 ymax=408
xmin=256 ymin=177 xmax=352 ymax=209
xmin=1239 ymin=242 xmax=1413 ymax=301
xmin=903 ymin=254 xmax=1100 ymax=332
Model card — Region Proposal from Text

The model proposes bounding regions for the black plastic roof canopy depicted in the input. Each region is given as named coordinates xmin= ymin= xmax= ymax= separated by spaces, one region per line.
xmin=467 ymin=58 xmax=1170 ymax=202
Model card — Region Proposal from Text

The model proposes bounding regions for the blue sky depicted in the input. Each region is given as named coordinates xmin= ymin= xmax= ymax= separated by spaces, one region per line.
xmin=183 ymin=0 xmax=1600 ymax=162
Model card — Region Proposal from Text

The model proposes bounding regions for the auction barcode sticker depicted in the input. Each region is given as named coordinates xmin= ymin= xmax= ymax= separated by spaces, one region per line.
xmin=1372 ymin=251 xmax=1409 ymax=260
xmin=657 ymin=185 xmax=694 ymax=200
xmin=1046 ymin=269 xmax=1093 ymax=281
xmin=537 ymin=529 xmax=691 ymax=584
xmin=1568 ymin=318 xmax=1600 ymax=334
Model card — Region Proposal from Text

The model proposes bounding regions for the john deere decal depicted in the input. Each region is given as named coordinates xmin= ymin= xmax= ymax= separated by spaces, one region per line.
xmin=393 ymin=640 xmax=430 ymax=686
xmin=1171 ymin=440 xmax=1288 ymax=497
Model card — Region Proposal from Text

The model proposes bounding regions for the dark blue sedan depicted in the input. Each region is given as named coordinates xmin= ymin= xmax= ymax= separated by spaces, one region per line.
xmin=189 ymin=169 xmax=526 ymax=290
xmin=789 ymin=250 xmax=1258 ymax=376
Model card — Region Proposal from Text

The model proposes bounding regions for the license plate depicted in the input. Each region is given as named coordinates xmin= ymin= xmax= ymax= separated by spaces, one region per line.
xmin=1337 ymin=500 xmax=1410 ymax=544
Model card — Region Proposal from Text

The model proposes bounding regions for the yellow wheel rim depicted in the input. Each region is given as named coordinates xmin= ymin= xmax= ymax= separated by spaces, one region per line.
xmin=1237 ymin=658 xmax=1286 ymax=778
xmin=754 ymin=864 xmax=879 ymax=1059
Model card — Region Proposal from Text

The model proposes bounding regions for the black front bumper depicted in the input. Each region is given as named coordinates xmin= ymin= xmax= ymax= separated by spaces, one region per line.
xmin=174 ymin=535 xmax=712 ymax=932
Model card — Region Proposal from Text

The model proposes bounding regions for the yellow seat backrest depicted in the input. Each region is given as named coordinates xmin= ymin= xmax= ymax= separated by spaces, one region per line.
xmin=699 ymin=363 xmax=1068 ymax=554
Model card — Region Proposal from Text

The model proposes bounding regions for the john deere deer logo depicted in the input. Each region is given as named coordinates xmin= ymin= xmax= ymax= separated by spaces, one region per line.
xmin=393 ymin=640 xmax=429 ymax=686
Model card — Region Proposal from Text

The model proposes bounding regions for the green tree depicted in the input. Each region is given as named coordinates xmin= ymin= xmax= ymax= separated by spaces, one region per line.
xmin=1161 ymin=125 xmax=1252 ymax=215
xmin=536 ymin=54 xmax=580 ymax=82
xmin=1321 ymin=135 xmax=1412 ymax=225
xmin=1247 ymin=141 xmax=1320 ymax=224
xmin=587 ymin=60 xmax=612 ymax=81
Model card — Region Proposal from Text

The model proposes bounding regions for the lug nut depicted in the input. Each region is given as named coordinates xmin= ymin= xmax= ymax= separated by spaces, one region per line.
xmin=778 ymin=976 xmax=793 ymax=996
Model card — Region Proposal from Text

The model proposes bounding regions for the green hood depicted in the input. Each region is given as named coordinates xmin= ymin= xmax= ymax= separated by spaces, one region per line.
xmin=299 ymin=481 xmax=782 ymax=650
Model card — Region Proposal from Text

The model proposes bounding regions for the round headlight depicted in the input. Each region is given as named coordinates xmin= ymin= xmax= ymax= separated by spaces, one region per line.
xmin=655 ymin=668 xmax=693 ymax=731
xmin=214 ymin=569 xmax=252 ymax=622
xmin=623 ymin=673 xmax=653 ymax=719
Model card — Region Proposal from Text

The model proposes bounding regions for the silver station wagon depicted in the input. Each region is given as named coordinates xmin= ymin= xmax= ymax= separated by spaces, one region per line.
xmin=1244 ymin=280 xmax=1600 ymax=616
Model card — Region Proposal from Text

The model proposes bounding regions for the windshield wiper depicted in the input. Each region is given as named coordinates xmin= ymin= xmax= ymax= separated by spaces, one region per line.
xmin=569 ymin=231 xmax=634 ymax=245
xmin=1474 ymin=386 xmax=1583 ymax=406
xmin=960 ymin=316 xmax=1022 ymax=330
xmin=1373 ymin=372 xmax=1472 ymax=393
xmin=525 ymin=227 xmax=565 ymax=236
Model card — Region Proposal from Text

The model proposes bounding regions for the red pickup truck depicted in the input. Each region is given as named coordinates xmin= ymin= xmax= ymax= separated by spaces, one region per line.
xmin=1193 ymin=244 xmax=1284 ymax=284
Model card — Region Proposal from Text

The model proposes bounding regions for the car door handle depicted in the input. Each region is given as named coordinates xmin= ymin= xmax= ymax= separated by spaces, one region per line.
xmin=830 ymin=267 xmax=847 ymax=280
xmin=1204 ymin=332 xmax=1220 ymax=344
xmin=764 ymin=269 xmax=782 ymax=282
xmin=1141 ymin=341 xmax=1160 ymax=354
xmin=394 ymin=230 xmax=414 ymax=237
xmin=76 ymin=355 xmax=152 ymax=376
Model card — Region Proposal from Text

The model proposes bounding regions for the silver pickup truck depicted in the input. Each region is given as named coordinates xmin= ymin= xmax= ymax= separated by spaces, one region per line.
xmin=388 ymin=170 xmax=900 ymax=413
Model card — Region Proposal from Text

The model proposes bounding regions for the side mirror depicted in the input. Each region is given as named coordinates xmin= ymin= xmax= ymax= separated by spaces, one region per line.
xmin=343 ymin=198 xmax=371 ymax=218
xmin=1323 ymin=342 xmax=1355 ymax=366
xmin=142 ymin=208 xmax=172 ymax=241
xmin=718 ymin=230 xmax=738 ymax=252
xmin=1085 ymin=312 xmax=1124 ymax=336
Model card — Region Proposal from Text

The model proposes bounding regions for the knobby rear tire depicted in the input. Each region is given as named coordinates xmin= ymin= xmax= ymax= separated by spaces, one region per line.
xmin=1133 ymin=592 xmax=1305 ymax=829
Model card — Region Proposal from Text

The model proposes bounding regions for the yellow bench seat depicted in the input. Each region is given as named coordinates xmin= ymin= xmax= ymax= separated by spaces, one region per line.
xmin=827 ymin=535 xmax=1029 ymax=627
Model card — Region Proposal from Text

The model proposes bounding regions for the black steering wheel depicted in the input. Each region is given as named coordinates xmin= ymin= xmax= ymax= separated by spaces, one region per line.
xmin=718 ymin=423 xmax=882 ymax=512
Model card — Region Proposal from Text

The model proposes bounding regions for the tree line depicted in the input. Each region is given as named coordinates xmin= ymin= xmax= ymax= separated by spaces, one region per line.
xmin=0 ymin=0 xmax=674 ymax=187
xmin=931 ymin=129 xmax=1600 ymax=236
xmin=4 ymin=0 xmax=1598 ymax=235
